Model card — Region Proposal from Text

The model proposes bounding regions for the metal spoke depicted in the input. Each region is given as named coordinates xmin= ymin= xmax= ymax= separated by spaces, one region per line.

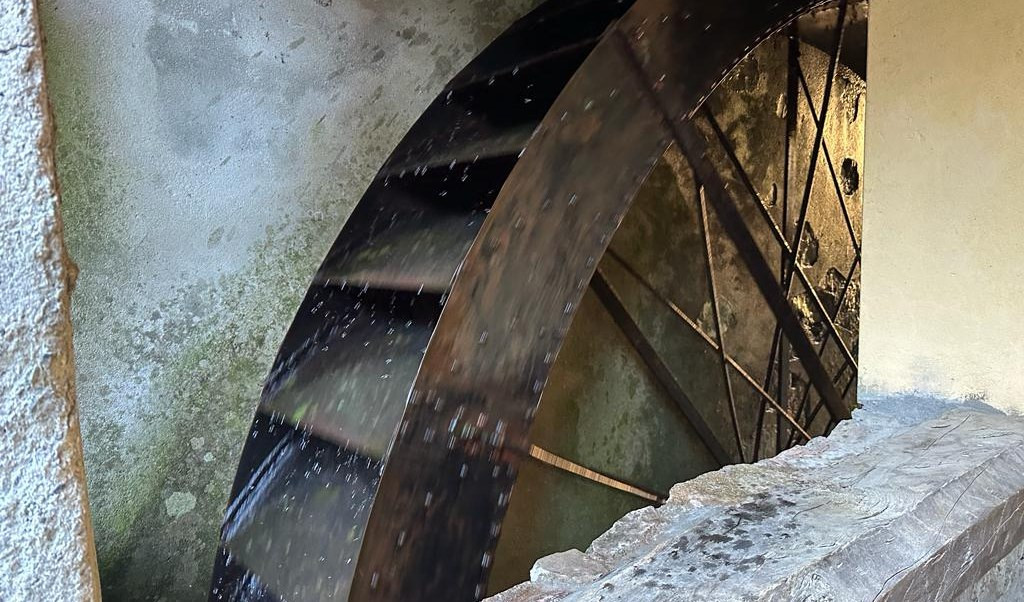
xmin=752 ymin=391 xmax=769 ymax=460
xmin=764 ymin=0 xmax=851 ymax=407
xmin=774 ymin=336 xmax=789 ymax=456
xmin=818 ymin=370 xmax=857 ymax=432
xmin=786 ymin=0 xmax=848 ymax=288
xmin=696 ymin=116 xmax=856 ymax=423
xmin=603 ymin=248 xmax=812 ymax=443
xmin=661 ymin=123 xmax=851 ymax=425
xmin=695 ymin=4 xmax=857 ymax=447
xmin=776 ymin=30 xmax=802 ymax=455
xmin=701 ymin=107 xmax=859 ymax=375
xmin=775 ymin=28 xmax=801 ymax=456
xmin=770 ymin=1 xmax=855 ymax=402
xmin=590 ymin=268 xmax=733 ymax=465
xmin=803 ymin=344 xmax=859 ymax=431
xmin=785 ymin=254 xmax=860 ymax=446
xmin=528 ymin=445 xmax=667 ymax=504
xmin=611 ymin=17 xmax=853 ymax=425
xmin=604 ymin=247 xmax=712 ymax=341
xmin=695 ymin=183 xmax=747 ymax=462
xmin=797 ymin=67 xmax=862 ymax=254
xmin=757 ymin=28 xmax=800 ymax=461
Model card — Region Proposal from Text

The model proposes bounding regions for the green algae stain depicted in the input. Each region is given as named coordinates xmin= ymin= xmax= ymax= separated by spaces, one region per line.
xmin=39 ymin=14 xmax=324 ymax=596
xmin=96 ymin=224 xmax=312 ymax=600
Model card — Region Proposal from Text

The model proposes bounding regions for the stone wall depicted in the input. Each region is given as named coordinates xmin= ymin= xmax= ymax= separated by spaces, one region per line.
xmin=0 ymin=0 xmax=98 ymax=599
xmin=38 ymin=0 xmax=537 ymax=598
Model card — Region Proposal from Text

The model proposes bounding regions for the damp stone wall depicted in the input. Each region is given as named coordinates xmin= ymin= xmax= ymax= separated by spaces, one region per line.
xmin=38 ymin=0 xmax=538 ymax=598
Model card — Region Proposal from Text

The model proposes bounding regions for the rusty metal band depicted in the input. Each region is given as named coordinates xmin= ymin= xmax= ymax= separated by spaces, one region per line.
xmin=528 ymin=445 xmax=666 ymax=504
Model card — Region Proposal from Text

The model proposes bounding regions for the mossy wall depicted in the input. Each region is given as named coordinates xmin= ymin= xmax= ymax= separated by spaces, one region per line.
xmin=39 ymin=0 xmax=537 ymax=598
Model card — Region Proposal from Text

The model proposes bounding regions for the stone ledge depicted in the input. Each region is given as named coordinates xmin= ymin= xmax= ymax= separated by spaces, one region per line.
xmin=489 ymin=401 xmax=1024 ymax=601
xmin=0 ymin=0 xmax=99 ymax=599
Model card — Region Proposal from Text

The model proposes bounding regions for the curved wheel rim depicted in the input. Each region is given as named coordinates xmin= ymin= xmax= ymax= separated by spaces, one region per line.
xmin=210 ymin=1 xmax=863 ymax=600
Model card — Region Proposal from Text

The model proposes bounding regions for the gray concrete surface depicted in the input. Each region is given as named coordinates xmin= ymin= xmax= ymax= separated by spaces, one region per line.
xmin=488 ymin=400 xmax=1024 ymax=601
xmin=0 ymin=0 xmax=99 ymax=599
xmin=37 ymin=0 xmax=537 ymax=598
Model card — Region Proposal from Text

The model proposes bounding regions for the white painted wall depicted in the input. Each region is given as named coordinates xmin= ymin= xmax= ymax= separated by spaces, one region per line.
xmin=860 ymin=0 xmax=1024 ymax=411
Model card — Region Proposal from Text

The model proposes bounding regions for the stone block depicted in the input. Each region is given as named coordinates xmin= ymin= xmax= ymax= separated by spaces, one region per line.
xmin=489 ymin=402 xmax=1024 ymax=601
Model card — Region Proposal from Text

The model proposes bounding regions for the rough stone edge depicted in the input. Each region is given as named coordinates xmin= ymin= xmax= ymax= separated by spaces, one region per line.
xmin=488 ymin=404 xmax=1024 ymax=601
xmin=954 ymin=536 xmax=1024 ymax=601
xmin=759 ymin=423 xmax=1024 ymax=600
xmin=883 ymin=447 xmax=1024 ymax=600
xmin=0 ymin=0 xmax=100 ymax=599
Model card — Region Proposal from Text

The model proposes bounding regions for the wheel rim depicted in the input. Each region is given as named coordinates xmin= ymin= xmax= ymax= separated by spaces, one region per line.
xmin=209 ymin=1 xmax=866 ymax=600
xmin=490 ymin=16 xmax=865 ymax=587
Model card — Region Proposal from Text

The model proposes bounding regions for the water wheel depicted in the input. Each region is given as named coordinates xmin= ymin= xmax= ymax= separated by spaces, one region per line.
xmin=209 ymin=1 xmax=867 ymax=599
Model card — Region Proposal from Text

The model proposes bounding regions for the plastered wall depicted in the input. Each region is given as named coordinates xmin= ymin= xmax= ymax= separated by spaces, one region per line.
xmin=860 ymin=0 xmax=1024 ymax=411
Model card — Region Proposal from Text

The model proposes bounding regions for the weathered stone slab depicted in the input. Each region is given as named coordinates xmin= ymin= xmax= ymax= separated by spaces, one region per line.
xmin=955 ymin=537 xmax=1024 ymax=602
xmin=490 ymin=400 xmax=1024 ymax=601
xmin=0 ymin=0 xmax=99 ymax=599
